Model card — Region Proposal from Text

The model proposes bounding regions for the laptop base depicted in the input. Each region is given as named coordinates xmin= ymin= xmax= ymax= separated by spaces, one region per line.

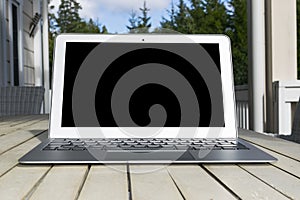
xmin=19 ymin=139 xmax=276 ymax=164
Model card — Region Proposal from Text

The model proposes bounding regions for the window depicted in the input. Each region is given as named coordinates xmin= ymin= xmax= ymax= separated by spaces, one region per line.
xmin=12 ymin=3 xmax=19 ymax=85
xmin=8 ymin=0 xmax=23 ymax=86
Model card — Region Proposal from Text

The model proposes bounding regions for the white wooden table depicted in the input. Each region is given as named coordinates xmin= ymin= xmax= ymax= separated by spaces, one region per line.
xmin=0 ymin=115 xmax=300 ymax=200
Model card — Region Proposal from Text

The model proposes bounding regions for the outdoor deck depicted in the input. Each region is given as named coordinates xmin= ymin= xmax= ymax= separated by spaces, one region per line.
xmin=0 ymin=115 xmax=299 ymax=199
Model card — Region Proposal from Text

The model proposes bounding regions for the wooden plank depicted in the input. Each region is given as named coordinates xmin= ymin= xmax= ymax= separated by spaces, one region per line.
xmin=0 ymin=115 xmax=37 ymax=126
xmin=78 ymin=165 xmax=128 ymax=200
xmin=24 ymin=66 xmax=35 ymax=85
xmin=29 ymin=165 xmax=88 ymax=200
xmin=167 ymin=165 xmax=236 ymax=200
xmin=240 ymin=164 xmax=300 ymax=199
xmin=239 ymin=129 xmax=300 ymax=161
xmin=251 ymin=143 xmax=300 ymax=178
xmin=0 ymin=132 xmax=47 ymax=177
xmin=0 ymin=126 xmax=46 ymax=155
xmin=23 ymin=28 xmax=34 ymax=51
xmin=204 ymin=164 xmax=289 ymax=199
xmin=130 ymin=165 xmax=183 ymax=200
xmin=0 ymin=116 xmax=48 ymax=136
xmin=24 ymin=49 xmax=34 ymax=69
xmin=0 ymin=165 xmax=51 ymax=200
xmin=23 ymin=0 xmax=33 ymax=19
xmin=0 ymin=115 xmax=30 ymax=123
xmin=0 ymin=115 xmax=47 ymax=129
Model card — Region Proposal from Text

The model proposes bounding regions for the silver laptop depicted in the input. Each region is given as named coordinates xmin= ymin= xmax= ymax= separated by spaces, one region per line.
xmin=19 ymin=34 xmax=276 ymax=163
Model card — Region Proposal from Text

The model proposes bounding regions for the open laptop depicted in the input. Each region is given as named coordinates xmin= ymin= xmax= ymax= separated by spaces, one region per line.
xmin=19 ymin=34 xmax=276 ymax=163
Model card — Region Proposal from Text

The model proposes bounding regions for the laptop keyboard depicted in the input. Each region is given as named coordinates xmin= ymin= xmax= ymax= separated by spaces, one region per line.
xmin=42 ymin=138 xmax=249 ymax=151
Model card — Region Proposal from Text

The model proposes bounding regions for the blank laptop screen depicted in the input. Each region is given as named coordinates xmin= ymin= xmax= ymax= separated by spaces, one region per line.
xmin=61 ymin=42 xmax=225 ymax=127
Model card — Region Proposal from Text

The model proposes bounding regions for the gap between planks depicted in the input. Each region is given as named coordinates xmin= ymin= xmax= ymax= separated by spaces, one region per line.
xmin=203 ymin=164 xmax=290 ymax=200
xmin=0 ymin=132 xmax=47 ymax=178
xmin=0 ymin=117 xmax=48 ymax=136
xmin=238 ymin=164 xmax=296 ymax=199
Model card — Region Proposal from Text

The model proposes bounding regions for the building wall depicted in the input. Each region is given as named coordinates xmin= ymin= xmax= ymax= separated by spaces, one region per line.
xmin=2 ymin=0 xmax=36 ymax=86
xmin=23 ymin=0 xmax=35 ymax=86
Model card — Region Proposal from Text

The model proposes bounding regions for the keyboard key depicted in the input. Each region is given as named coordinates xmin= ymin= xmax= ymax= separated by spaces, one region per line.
xmin=147 ymin=144 xmax=161 ymax=148
xmin=133 ymin=144 xmax=147 ymax=148
xmin=43 ymin=147 xmax=57 ymax=151
xmin=72 ymin=147 xmax=86 ymax=151
xmin=175 ymin=145 xmax=189 ymax=150
xmin=45 ymin=138 xmax=247 ymax=152
xmin=222 ymin=147 xmax=236 ymax=150
xmin=193 ymin=146 xmax=211 ymax=150
xmin=88 ymin=145 xmax=104 ymax=149
xmin=104 ymin=144 xmax=119 ymax=148
xmin=57 ymin=147 xmax=71 ymax=151
xmin=50 ymin=142 xmax=70 ymax=145
xmin=119 ymin=144 xmax=132 ymax=148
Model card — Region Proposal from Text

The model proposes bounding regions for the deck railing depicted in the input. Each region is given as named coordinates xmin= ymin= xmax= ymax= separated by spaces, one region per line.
xmin=235 ymin=81 xmax=300 ymax=135
xmin=273 ymin=81 xmax=300 ymax=135
xmin=235 ymin=85 xmax=249 ymax=129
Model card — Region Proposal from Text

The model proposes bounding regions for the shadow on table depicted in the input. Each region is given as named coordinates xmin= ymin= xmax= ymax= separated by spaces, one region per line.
xmin=29 ymin=129 xmax=48 ymax=142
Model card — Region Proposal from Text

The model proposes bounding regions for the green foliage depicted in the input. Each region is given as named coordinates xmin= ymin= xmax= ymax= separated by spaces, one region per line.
xmin=175 ymin=0 xmax=194 ymax=33
xmin=127 ymin=10 xmax=139 ymax=33
xmin=138 ymin=1 xmax=152 ymax=33
xmin=227 ymin=0 xmax=248 ymax=85
xmin=127 ymin=1 xmax=151 ymax=33
xmin=190 ymin=0 xmax=228 ymax=34
xmin=160 ymin=1 xmax=176 ymax=30
xmin=48 ymin=0 xmax=107 ymax=83
xmin=55 ymin=0 xmax=82 ymax=33
xmin=161 ymin=0 xmax=194 ymax=33
xmin=160 ymin=0 xmax=248 ymax=85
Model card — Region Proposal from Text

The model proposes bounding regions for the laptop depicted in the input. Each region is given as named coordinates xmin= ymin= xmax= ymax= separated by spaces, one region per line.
xmin=19 ymin=34 xmax=276 ymax=163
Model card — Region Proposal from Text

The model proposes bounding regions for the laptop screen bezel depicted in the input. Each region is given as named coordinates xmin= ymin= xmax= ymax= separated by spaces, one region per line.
xmin=49 ymin=34 xmax=237 ymax=138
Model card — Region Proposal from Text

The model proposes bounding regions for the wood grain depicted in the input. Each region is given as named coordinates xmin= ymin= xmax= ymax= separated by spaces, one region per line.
xmin=0 ymin=165 xmax=51 ymax=200
xmin=130 ymin=165 xmax=183 ymax=200
xmin=0 ymin=124 xmax=47 ymax=155
xmin=78 ymin=165 xmax=128 ymax=200
xmin=167 ymin=165 xmax=236 ymax=200
xmin=240 ymin=164 xmax=300 ymax=199
xmin=240 ymin=129 xmax=300 ymax=161
xmin=0 ymin=132 xmax=47 ymax=177
xmin=29 ymin=165 xmax=88 ymax=200
xmin=204 ymin=164 xmax=289 ymax=199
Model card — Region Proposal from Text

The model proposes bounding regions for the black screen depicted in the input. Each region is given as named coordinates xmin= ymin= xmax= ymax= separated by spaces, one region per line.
xmin=61 ymin=42 xmax=224 ymax=127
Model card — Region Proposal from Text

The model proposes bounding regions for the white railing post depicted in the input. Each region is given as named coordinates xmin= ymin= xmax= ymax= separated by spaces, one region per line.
xmin=42 ymin=0 xmax=50 ymax=113
xmin=235 ymin=85 xmax=249 ymax=130
xmin=247 ymin=0 xmax=266 ymax=133
xmin=273 ymin=81 xmax=300 ymax=135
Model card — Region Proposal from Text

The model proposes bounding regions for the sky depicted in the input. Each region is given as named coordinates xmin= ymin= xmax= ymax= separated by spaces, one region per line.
xmin=49 ymin=0 xmax=177 ymax=33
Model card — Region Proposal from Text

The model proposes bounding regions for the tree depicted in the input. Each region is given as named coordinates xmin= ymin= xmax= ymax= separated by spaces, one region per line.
xmin=189 ymin=0 xmax=228 ymax=34
xmin=48 ymin=0 xmax=107 ymax=85
xmin=50 ymin=0 xmax=106 ymax=34
xmin=160 ymin=0 xmax=248 ymax=85
xmin=137 ymin=1 xmax=151 ymax=32
xmin=101 ymin=25 xmax=108 ymax=34
xmin=55 ymin=0 xmax=82 ymax=33
xmin=161 ymin=0 xmax=194 ymax=33
xmin=161 ymin=1 xmax=176 ymax=30
xmin=127 ymin=10 xmax=139 ymax=33
xmin=228 ymin=0 xmax=248 ymax=85
xmin=188 ymin=0 xmax=205 ymax=33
